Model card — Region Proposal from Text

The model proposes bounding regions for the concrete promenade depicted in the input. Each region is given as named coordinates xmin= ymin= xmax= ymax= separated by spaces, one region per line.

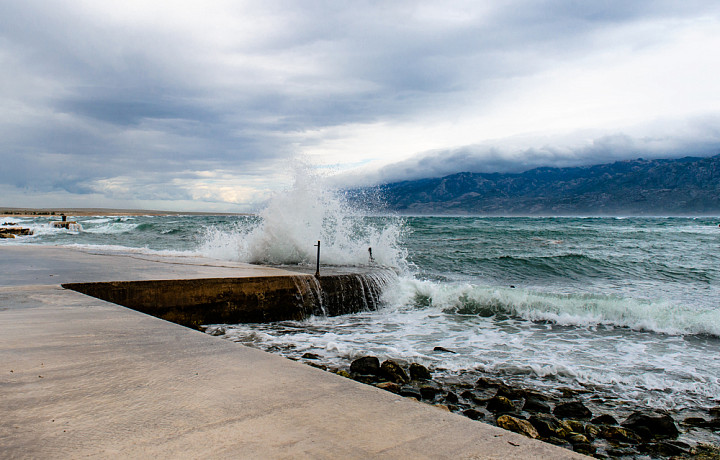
xmin=1 ymin=246 xmax=584 ymax=459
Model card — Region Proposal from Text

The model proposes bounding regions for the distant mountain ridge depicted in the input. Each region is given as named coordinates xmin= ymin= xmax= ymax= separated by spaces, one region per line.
xmin=366 ymin=154 xmax=720 ymax=215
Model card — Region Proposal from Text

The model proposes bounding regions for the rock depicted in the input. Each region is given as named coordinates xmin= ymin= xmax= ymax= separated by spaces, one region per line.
xmin=528 ymin=414 xmax=572 ymax=439
xmin=639 ymin=441 xmax=690 ymax=457
xmin=375 ymin=382 xmax=401 ymax=393
xmin=476 ymin=377 xmax=503 ymax=388
xmin=444 ymin=391 xmax=459 ymax=404
xmin=460 ymin=390 xmax=488 ymax=405
xmin=352 ymin=374 xmax=379 ymax=384
xmin=433 ymin=346 xmax=456 ymax=353
xmin=399 ymin=385 xmax=422 ymax=399
xmin=0 ymin=233 xmax=15 ymax=239
xmin=419 ymin=384 xmax=440 ymax=400
xmin=553 ymin=401 xmax=592 ymax=420
xmin=204 ymin=325 xmax=226 ymax=336
xmin=567 ymin=433 xmax=589 ymax=444
xmin=621 ymin=411 xmax=679 ymax=440
xmin=350 ymin=356 xmax=381 ymax=375
xmin=462 ymin=409 xmax=484 ymax=420
xmin=598 ymin=425 xmax=642 ymax=444
xmin=591 ymin=414 xmax=618 ymax=425
xmin=486 ymin=396 xmax=515 ymax=414
xmin=409 ymin=363 xmax=431 ymax=380
xmin=564 ymin=420 xmax=586 ymax=434
xmin=572 ymin=443 xmax=596 ymax=455
xmin=301 ymin=352 xmax=320 ymax=360
xmin=496 ymin=414 xmax=540 ymax=439
xmin=523 ymin=396 xmax=551 ymax=414
xmin=380 ymin=360 xmax=409 ymax=383
xmin=684 ymin=416 xmax=710 ymax=427
xmin=584 ymin=423 xmax=600 ymax=440
xmin=709 ymin=406 xmax=720 ymax=418
xmin=334 ymin=370 xmax=351 ymax=378
xmin=495 ymin=384 xmax=523 ymax=400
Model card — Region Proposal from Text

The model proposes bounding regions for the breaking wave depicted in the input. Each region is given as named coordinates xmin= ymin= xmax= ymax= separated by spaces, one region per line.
xmin=394 ymin=278 xmax=720 ymax=337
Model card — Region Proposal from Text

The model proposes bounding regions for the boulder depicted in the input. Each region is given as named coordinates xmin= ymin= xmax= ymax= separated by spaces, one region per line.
xmin=599 ymin=425 xmax=642 ymax=444
xmin=399 ymin=385 xmax=422 ymax=399
xmin=301 ymin=352 xmax=320 ymax=360
xmin=409 ymin=363 xmax=431 ymax=380
xmin=592 ymin=414 xmax=618 ymax=425
xmin=486 ymin=396 xmax=516 ymax=414
xmin=350 ymin=356 xmax=381 ymax=375
xmin=419 ymin=383 xmax=440 ymax=400
xmin=380 ymin=360 xmax=409 ymax=383
xmin=523 ymin=396 xmax=551 ymax=414
xmin=528 ymin=414 xmax=572 ymax=439
xmin=553 ymin=401 xmax=592 ymax=420
xmin=375 ymin=382 xmax=401 ymax=393
xmin=496 ymin=414 xmax=540 ymax=439
xmin=462 ymin=409 xmax=484 ymax=420
xmin=621 ymin=411 xmax=679 ymax=440
xmin=444 ymin=391 xmax=459 ymax=404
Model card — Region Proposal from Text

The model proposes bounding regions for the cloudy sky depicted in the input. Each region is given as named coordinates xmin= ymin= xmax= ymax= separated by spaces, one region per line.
xmin=2 ymin=1 xmax=719 ymax=212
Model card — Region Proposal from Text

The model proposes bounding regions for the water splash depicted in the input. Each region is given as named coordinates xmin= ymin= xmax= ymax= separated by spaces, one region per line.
xmin=200 ymin=166 xmax=407 ymax=269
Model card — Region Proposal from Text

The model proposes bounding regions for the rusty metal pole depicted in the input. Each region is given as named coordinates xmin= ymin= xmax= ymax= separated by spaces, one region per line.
xmin=314 ymin=240 xmax=320 ymax=277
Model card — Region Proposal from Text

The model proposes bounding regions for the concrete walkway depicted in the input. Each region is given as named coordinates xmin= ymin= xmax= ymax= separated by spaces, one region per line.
xmin=1 ymin=246 xmax=584 ymax=459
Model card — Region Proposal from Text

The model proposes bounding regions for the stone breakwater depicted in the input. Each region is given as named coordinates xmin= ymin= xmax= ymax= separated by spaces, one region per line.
xmin=249 ymin=346 xmax=720 ymax=460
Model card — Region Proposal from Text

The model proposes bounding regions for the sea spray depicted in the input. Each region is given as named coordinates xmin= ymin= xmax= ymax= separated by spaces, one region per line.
xmin=199 ymin=167 xmax=407 ymax=269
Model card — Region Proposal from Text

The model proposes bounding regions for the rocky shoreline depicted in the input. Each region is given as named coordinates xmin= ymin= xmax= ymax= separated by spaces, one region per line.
xmin=293 ymin=351 xmax=720 ymax=459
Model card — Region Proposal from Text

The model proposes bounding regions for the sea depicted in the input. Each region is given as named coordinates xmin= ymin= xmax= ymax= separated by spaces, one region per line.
xmin=4 ymin=184 xmax=720 ymax=443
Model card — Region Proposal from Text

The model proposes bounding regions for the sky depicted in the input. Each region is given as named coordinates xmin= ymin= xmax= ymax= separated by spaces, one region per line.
xmin=1 ymin=1 xmax=719 ymax=212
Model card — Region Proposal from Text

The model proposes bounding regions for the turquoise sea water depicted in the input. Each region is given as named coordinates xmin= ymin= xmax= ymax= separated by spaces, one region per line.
xmin=4 ymin=206 xmax=720 ymax=433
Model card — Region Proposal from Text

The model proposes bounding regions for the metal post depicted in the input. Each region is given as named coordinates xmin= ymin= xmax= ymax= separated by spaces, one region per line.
xmin=314 ymin=240 xmax=321 ymax=277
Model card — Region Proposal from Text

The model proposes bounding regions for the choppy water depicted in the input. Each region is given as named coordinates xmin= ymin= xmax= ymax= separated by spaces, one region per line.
xmin=4 ymin=192 xmax=720 ymax=426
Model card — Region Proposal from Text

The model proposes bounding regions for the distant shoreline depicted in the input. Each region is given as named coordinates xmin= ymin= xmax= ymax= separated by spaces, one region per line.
xmin=0 ymin=208 xmax=249 ymax=217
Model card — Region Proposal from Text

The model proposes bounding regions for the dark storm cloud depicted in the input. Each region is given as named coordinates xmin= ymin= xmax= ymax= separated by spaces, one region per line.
xmin=1 ymin=0 xmax=719 ymax=207
xmin=361 ymin=120 xmax=720 ymax=185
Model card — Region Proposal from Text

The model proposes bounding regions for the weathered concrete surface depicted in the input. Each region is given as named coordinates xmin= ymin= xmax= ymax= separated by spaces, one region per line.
xmin=0 ymin=246 xmax=586 ymax=459
xmin=0 ymin=245 xmax=299 ymax=287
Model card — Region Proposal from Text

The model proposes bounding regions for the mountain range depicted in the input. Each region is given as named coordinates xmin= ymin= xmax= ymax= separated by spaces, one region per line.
xmin=362 ymin=154 xmax=720 ymax=215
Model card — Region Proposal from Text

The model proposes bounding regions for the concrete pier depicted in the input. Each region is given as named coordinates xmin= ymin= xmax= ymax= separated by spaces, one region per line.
xmin=0 ymin=246 xmax=584 ymax=459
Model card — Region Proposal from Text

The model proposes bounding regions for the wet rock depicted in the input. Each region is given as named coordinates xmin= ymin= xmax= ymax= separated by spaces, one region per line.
xmin=528 ymin=414 xmax=572 ymax=439
xmin=301 ymin=352 xmax=320 ymax=360
xmin=520 ymin=389 xmax=552 ymax=401
xmin=572 ymin=443 xmax=596 ymax=455
xmin=399 ymin=385 xmax=422 ymax=400
xmin=598 ymin=425 xmax=642 ymax=444
xmin=567 ymin=433 xmax=589 ymax=444
xmin=460 ymin=390 xmax=488 ymax=405
xmin=419 ymin=383 xmax=441 ymax=400
xmin=564 ymin=420 xmax=586 ymax=435
xmin=639 ymin=441 xmax=690 ymax=457
xmin=486 ymin=396 xmax=515 ymax=414
xmin=684 ymin=416 xmax=710 ymax=427
xmin=375 ymin=382 xmax=401 ymax=393
xmin=380 ymin=360 xmax=409 ymax=383
xmin=496 ymin=414 xmax=540 ymax=439
xmin=462 ymin=409 xmax=484 ymax=420
xmin=621 ymin=411 xmax=679 ymax=440
xmin=204 ymin=325 xmax=226 ymax=336
xmin=495 ymin=384 xmax=523 ymax=400
xmin=523 ymin=396 xmax=551 ymax=414
xmin=584 ymin=423 xmax=600 ymax=440
xmin=409 ymin=363 xmax=431 ymax=380
xmin=334 ymin=369 xmax=351 ymax=378
xmin=350 ymin=356 xmax=381 ymax=375
xmin=553 ymin=401 xmax=592 ymax=420
xmin=709 ymin=406 xmax=720 ymax=418
xmin=591 ymin=414 xmax=618 ymax=425
xmin=433 ymin=346 xmax=456 ymax=353
xmin=475 ymin=377 xmax=503 ymax=388
xmin=444 ymin=391 xmax=459 ymax=404
xmin=353 ymin=374 xmax=379 ymax=385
